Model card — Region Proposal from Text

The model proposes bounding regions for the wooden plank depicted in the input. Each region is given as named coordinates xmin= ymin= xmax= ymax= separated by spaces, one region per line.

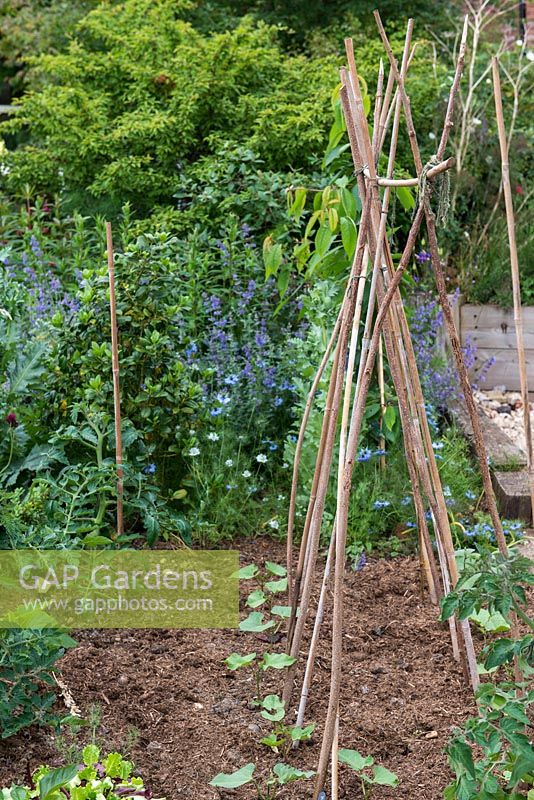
xmin=468 ymin=348 xmax=534 ymax=389
xmin=492 ymin=470 xmax=532 ymax=521
xmin=463 ymin=330 xmax=534 ymax=349
xmin=451 ymin=400 xmax=527 ymax=469
xmin=461 ymin=304 xmax=534 ymax=328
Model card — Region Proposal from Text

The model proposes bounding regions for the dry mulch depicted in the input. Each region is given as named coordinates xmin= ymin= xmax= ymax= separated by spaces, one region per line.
xmin=0 ymin=537 xmax=478 ymax=798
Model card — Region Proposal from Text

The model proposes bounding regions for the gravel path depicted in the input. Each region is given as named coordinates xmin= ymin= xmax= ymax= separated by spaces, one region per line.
xmin=474 ymin=387 xmax=534 ymax=454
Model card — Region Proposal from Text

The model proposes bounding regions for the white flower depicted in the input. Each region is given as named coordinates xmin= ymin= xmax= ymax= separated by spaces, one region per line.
xmin=282 ymin=462 xmax=289 ymax=469
xmin=225 ymin=459 xmax=233 ymax=467
xmin=526 ymin=50 xmax=534 ymax=62
xmin=242 ymin=470 xmax=252 ymax=478
xmin=428 ymin=132 xmax=436 ymax=140
xmin=189 ymin=429 xmax=196 ymax=436
xmin=207 ymin=432 xmax=219 ymax=441
xmin=278 ymin=494 xmax=285 ymax=501
xmin=256 ymin=453 xmax=268 ymax=463
xmin=189 ymin=447 xmax=200 ymax=457
xmin=472 ymin=117 xmax=482 ymax=127
xmin=268 ymin=519 xmax=280 ymax=530
xmin=516 ymin=39 xmax=523 ymax=46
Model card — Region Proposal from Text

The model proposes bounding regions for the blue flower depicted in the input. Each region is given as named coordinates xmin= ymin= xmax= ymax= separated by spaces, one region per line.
xmin=373 ymin=500 xmax=390 ymax=510
xmin=355 ymin=552 xmax=367 ymax=572
xmin=143 ymin=463 xmax=156 ymax=475
xmin=357 ymin=447 xmax=372 ymax=462
xmin=274 ymin=397 xmax=283 ymax=407
xmin=374 ymin=448 xmax=387 ymax=456
xmin=401 ymin=496 xmax=412 ymax=506
xmin=416 ymin=250 xmax=431 ymax=263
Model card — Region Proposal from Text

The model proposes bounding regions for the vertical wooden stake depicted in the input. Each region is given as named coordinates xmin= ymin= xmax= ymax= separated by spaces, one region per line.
xmin=106 ymin=222 xmax=124 ymax=538
xmin=492 ymin=56 xmax=534 ymax=525
xmin=378 ymin=335 xmax=386 ymax=469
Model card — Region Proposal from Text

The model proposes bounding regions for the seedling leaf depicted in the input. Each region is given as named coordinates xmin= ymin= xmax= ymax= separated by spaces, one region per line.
xmin=209 ymin=762 xmax=255 ymax=789
xmin=265 ymin=561 xmax=287 ymax=577
xmin=338 ymin=749 xmax=374 ymax=771
xmin=225 ymin=652 xmax=257 ymax=670
xmin=235 ymin=564 xmax=259 ymax=580
xmin=372 ymin=765 xmax=399 ymax=786
xmin=261 ymin=653 xmax=296 ymax=670
xmin=273 ymin=763 xmax=315 ymax=785
xmin=246 ymin=589 xmax=267 ymax=608
xmin=261 ymin=694 xmax=285 ymax=722
xmin=239 ymin=612 xmax=275 ymax=632
xmin=265 ymin=578 xmax=288 ymax=594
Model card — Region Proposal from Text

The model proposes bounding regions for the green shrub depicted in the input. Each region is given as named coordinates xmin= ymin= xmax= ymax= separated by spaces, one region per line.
xmin=1 ymin=1 xmax=337 ymax=212
xmin=0 ymin=627 xmax=76 ymax=739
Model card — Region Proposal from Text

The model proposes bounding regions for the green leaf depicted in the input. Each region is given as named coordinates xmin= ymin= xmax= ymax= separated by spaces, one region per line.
xmin=271 ymin=605 xmax=292 ymax=618
xmin=338 ymin=749 xmax=374 ymax=771
xmin=447 ymin=741 xmax=476 ymax=779
xmin=384 ymin=405 xmax=396 ymax=431
xmin=9 ymin=789 xmax=29 ymax=800
xmin=239 ymin=612 xmax=275 ymax=633
xmin=508 ymin=751 xmax=534 ymax=789
xmin=471 ymin=608 xmax=510 ymax=633
xmin=340 ymin=217 xmax=357 ymax=259
xmin=235 ymin=564 xmax=259 ymax=580
xmin=224 ymin=652 xmax=257 ymax=670
xmin=260 ymin=694 xmax=285 ymax=722
xmin=263 ymin=241 xmax=283 ymax=279
xmin=505 ymin=702 xmax=532 ymax=726
xmin=246 ymin=589 xmax=267 ymax=608
xmin=261 ymin=733 xmax=284 ymax=749
xmin=290 ymin=723 xmax=316 ymax=741
xmin=484 ymin=638 xmax=517 ymax=669
xmin=440 ymin=592 xmax=458 ymax=621
xmin=265 ymin=561 xmax=287 ymax=577
xmin=315 ymin=223 xmax=334 ymax=257
xmin=209 ymin=762 xmax=256 ymax=789
xmin=82 ymin=744 xmax=99 ymax=767
xmin=261 ymin=653 xmax=296 ymax=670
xmin=265 ymin=578 xmax=288 ymax=594
xmin=341 ymin=187 xmax=357 ymax=220
xmin=396 ymin=185 xmax=415 ymax=211
xmin=289 ymin=187 xmax=307 ymax=220
xmin=372 ymin=765 xmax=399 ymax=786
xmin=272 ymin=763 xmax=315 ymax=785
xmin=39 ymin=765 xmax=79 ymax=800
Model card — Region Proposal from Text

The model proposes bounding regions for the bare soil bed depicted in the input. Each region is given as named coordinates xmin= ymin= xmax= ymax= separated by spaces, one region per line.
xmin=0 ymin=538 xmax=478 ymax=799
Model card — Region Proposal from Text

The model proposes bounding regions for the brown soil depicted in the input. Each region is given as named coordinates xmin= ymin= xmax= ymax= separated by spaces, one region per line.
xmin=0 ymin=538 xmax=478 ymax=799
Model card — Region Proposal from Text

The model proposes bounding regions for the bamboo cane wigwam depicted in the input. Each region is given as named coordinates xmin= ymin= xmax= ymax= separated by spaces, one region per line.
xmin=281 ymin=14 xmax=512 ymax=797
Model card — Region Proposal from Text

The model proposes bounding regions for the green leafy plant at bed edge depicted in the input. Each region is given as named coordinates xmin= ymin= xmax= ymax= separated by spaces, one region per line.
xmin=0 ymin=744 xmax=164 ymax=799
xmin=441 ymin=547 xmax=534 ymax=799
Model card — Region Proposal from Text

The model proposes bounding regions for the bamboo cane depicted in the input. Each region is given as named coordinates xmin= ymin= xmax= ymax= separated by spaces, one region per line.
xmin=374 ymin=11 xmax=509 ymax=562
xmin=342 ymin=34 xmax=445 ymax=604
xmin=347 ymin=28 xmax=475 ymax=678
xmin=286 ymin=307 xmax=343 ymax=615
xmin=106 ymin=222 xmax=124 ymax=538
xmin=283 ymin=186 xmax=377 ymax=707
xmin=313 ymin=32 xmax=470 ymax=797
xmin=492 ymin=56 xmax=534 ymax=525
